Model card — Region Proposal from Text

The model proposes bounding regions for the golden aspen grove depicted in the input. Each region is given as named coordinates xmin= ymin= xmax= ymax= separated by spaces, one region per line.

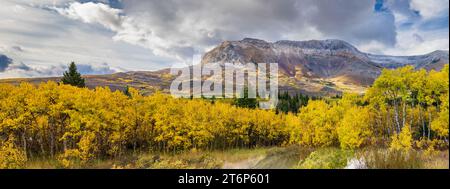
xmin=0 ymin=65 xmax=448 ymax=169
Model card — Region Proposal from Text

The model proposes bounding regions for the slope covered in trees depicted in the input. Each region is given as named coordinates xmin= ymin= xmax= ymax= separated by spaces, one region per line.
xmin=0 ymin=65 xmax=448 ymax=168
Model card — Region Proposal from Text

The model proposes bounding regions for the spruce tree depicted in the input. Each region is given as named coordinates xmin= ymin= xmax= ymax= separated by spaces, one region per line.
xmin=234 ymin=86 xmax=258 ymax=109
xmin=123 ymin=85 xmax=131 ymax=97
xmin=61 ymin=62 xmax=85 ymax=87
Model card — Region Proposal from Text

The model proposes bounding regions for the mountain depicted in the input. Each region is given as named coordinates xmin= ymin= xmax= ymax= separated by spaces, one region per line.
xmin=201 ymin=38 xmax=448 ymax=95
xmin=1 ymin=38 xmax=448 ymax=96
xmin=367 ymin=50 xmax=449 ymax=70
xmin=0 ymin=69 xmax=174 ymax=96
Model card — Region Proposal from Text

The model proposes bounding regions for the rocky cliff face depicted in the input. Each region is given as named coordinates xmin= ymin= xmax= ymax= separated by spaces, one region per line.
xmin=201 ymin=38 xmax=448 ymax=95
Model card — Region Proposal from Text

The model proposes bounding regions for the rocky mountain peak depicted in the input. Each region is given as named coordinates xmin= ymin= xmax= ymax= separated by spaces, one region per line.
xmin=274 ymin=39 xmax=358 ymax=52
xmin=201 ymin=38 xmax=448 ymax=95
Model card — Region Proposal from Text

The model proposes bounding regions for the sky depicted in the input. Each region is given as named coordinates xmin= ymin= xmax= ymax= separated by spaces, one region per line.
xmin=0 ymin=0 xmax=448 ymax=78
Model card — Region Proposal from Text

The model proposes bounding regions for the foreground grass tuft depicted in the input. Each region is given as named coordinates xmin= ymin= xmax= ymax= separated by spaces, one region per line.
xmin=296 ymin=148 xmax=353 ymax=169
xmin=356 ymin=148 xmax=449 ymax=169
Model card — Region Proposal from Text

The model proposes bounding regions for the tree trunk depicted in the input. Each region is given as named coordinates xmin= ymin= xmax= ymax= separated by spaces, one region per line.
xmin=22 ymin=132 xmax=28 ymax=159
xmin=386 ymin=109 xmax=391 ymax=138
xmin=410 ymin=101 xmax=414 ymax=131
xmin=402 ymin=100 xmax=406 ymax=128
xmin=50 ymin=131 xmax=55 ymax=158
xmin=62 ymin=140 xmax=67 ymax=151
xmin=393 ymin=100 xmax=401 ymax=134
xmin=419 ymin=104 xmax=426 ymax=138
xmin=48 ymin=119 xmax=55 ymax=158
xmin=428 ymin=111 xmax=432 ymax=139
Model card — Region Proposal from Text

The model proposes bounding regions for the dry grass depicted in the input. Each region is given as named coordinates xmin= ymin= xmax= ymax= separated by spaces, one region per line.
xmin=361 ymin=149 xmax=423 ymax=169
xmin=21 ymin=147 xmax=449 ymax=169
xmin=357 ymin=148 xmax=449 ymax=169
xmin=422 ymin=150 xmax=449 ymax=169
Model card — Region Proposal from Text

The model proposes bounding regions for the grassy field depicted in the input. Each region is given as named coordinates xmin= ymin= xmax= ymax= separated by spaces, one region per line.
xmin=23 ymin=146 xmax=448 ymax=169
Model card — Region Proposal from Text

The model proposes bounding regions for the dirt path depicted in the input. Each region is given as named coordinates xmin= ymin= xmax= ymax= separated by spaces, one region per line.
xmin=221 ymin=147 xmax=308 ymax=169
xmin=222 ymin=156 xmax=265 ymax=169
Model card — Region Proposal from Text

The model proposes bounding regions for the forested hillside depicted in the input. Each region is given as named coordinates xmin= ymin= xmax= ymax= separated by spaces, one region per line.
xmin=0 ymin=65 xmax=448 ymax=169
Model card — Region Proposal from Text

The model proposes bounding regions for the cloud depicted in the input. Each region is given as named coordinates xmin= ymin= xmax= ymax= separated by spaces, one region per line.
xmin=53 ymin=0 xmax=401 ymax=62
xmin=300 ymin=0 xmax=396 ymax=46
xmin=410 ymin=0 xmax=449 ymax=20
xmin=121 ymin=0 xmax=398 ymax=56
xmin=0 ymin=0 xmax=171 ymax=79
xmin=0 ymin=54 xmax=13 ymax=72
xmin=55 ymin=2 xmax=124 ymax=31
xmin=1 ymin=50 xmax=121 ymax=78
xmin=0 ymin=0 xmax=448 ymax=78
xmin=76 ymin=63 xmax=121 ymax=75
xmin=0 ymin=57 xmax=122 ymax=78
xmin=359 ymin=27 xmax=449 ymax=56
xmin=357 ymin=0 xmax=449 ymax=55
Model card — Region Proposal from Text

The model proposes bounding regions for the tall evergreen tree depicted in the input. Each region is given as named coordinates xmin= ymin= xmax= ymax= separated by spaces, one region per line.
xmin=123 ymin=85 xmax=131 ymax=97
xmin=234 ymin=86 xmax=258 ymax=109
xmin=61 ymin=62 xmax=85 ymax=87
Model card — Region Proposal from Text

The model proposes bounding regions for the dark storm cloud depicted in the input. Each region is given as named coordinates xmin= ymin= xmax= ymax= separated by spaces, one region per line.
xmin=112 ymin=0 xmax=398 ymax=60
xmin=76 ymin=63 xmax=117 ymax=75
xmin=119 ymin=0 xmax=308 ymax=51
xmin=0 ymin=54 xmax=13 ymax=72
xmin=7 ymin=62 xmax=32 ymax=71
xmin=120 ymin=0 xmax=396 ymax=41
xmin=301 ymin=0 xmax=397 ymax=45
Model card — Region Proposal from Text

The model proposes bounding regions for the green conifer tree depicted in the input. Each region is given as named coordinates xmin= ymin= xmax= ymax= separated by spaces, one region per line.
xmin=61 ymin=62 xmax=85 ymax=88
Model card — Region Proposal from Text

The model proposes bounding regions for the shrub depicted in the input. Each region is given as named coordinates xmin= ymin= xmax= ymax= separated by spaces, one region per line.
xmin=135 ymin=155 xmax=160 ymax=168
xmin=390 ymin=125 xmax=412 ymax=152
xmin=361 ymin=149 xmax=423 ymax=169
xmin=337 ymin=107 xmax=372 ymax=149
xmin=0 ymin=137 xmax=27 ymax=169
xmin=296 ymin=148 xmax=353 ymax=169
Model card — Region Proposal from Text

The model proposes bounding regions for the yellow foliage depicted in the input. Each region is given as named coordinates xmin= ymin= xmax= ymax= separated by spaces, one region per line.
xmin=0 ymin=136 xmax=27 ymax=169
xmin=337 ymin=106 xmax=372 ymax=149
xmin=415 ymin=139 xmax=441 ymax=157
xmin=0 ymin=81 xmax=290 ymax=157
xmin=0 ymin=64 xmax=448 ymax=165
xmin=57 ymin=149 xmax=81 ymax=168
xmin=289 ymin=100 xmax=339 ymax=147
xmin=431 ymin=92 xmax=449 ymax=137
xmin=390 ymin=125 xmax=412 ymax=152
xmin=57 ymin=132 xmax=98 ymax=168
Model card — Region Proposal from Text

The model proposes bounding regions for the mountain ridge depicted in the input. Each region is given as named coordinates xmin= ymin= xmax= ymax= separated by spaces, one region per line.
xmin=201 ymin=38 xmax=448 ymax=95
xmin=204 ymin=38 xmax=448 ymax=68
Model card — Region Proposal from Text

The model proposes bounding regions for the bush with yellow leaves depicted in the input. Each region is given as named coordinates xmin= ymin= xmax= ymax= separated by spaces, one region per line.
xmin=57 ymin=132 xmax=97 ymax=168
xmin=337 ymin=106 xmax=372 ymax=149
xmin=390 ymin=125 xmax=412 ymax=152
xmin=0 ymin=136 xmax=27 ymax=169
